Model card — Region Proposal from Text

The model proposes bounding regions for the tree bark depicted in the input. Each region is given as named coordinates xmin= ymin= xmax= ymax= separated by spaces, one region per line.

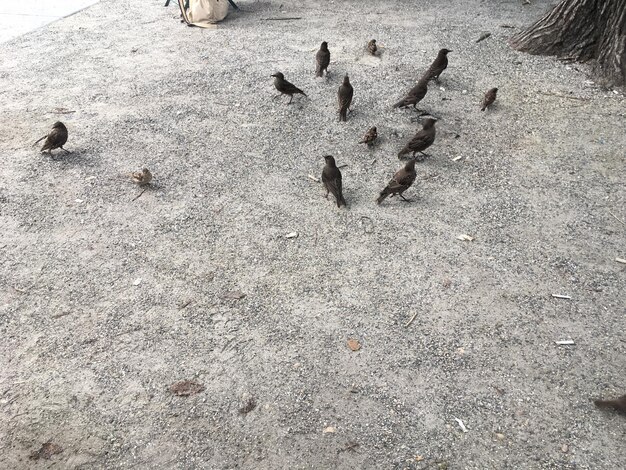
xmin=510 ymin=0 xmax=626 ymax=87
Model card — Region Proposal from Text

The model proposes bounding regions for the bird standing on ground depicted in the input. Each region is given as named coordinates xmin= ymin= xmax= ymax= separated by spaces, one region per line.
xmin=338 ymin=75 xmax=354 ymax=122
xmin=393 ymin=77 xmax=429 ymax=109
xmin=367 ymin=39 xmax=377 ymax=55
xmin=131 ymin=168 xmax=153 ymax=186
xmin=594 ymin=395 xmax=626 ymax=414
xmin=321 ymin=155 xmax=346 ymax=207
xmin=481 ymin=87 xmax=498 ymax=111
xmin=397 ymin=118 xmax=437 ymax=159
xmin=359 ymin=127 xmax=378 ymax=147
xmin=422 ymin=48 xmax=451 ymax=82
xmin=377 ymin=159 xmax=417 ymax=204
xmin=271 ymin=72 xmax=307 ymax=104
xmin=315 ymin=41 xmax=330 ymax=77
xmin=34 ymin=121 xmax=69 ymax=154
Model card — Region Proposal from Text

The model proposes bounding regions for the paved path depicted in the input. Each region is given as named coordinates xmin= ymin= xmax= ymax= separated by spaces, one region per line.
xmin=0 ymin=0 xmax=99 ymax=43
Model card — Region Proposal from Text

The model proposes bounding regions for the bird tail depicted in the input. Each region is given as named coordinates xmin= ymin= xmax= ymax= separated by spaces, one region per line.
xmin=315 ymin=65 xmax=323 ymax=77
xmin=376 ymin=189 xmax=390 ymax=204
xmin=594 ymin=399 xmax=619 ymax=409
xmin=397 ymin=148 xmax=408 ymax=158
xmin=339 ymin=107 xmax=347 ymax=121
xmin=392 ymin=99 xmax=406 ymax=109
xmin=33 ymin=135 xmax=47 ymax=146
xmin=481 ymin=105 xmax=486 ymax=111
xmin=337 ymin=194 xmax=346 ymax=207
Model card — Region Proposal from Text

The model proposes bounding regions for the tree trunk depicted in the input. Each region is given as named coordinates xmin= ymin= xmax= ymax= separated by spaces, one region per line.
xmin=510 ymin=0 xmax=626 ymax=87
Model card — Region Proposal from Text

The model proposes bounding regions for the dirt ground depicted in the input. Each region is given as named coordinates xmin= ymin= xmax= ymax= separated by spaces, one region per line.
xmin=1 ymin=0 xmax=624 ymax=468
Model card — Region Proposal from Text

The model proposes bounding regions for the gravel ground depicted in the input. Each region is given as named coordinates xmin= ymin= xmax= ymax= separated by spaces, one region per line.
xmin=1 ymin=0 xmax=625 ymax=468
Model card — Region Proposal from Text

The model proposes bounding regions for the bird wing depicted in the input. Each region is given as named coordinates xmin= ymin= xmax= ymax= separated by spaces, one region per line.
xmin=283 ymin=80 xmax=305 ymax=95
xmin=316 ymin=50 xmax=330 ymax=69
xmin=41 ymin=128 xmax=65 ymax=150
xmin=322 ymin=168 xmax=342 ymax=196
xmin=338 ymin=86 xmax=353 ymax=109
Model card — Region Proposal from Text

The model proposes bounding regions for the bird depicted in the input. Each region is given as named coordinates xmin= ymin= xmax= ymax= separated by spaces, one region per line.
xmin=367 ymin=39 xmax=377 ymax=55
xmin=338 ymin=75 xmax=354 ymax=122
xmin=393 ymin=78 xmax=428 ymax=109
xmin=131 ymin=168 xmax=153 ymax=186
xmin=594 ymin=395 xmax=626 ymax=414
xmin=422 ymin=48 xmax=451 ymax=82
xmin=315 ymin=41 xmax=330 ymax=77
xmin=481 ymin=87 xmax=498 ymax=111
xmin=376 ymin=159 xmax=417 ymax=204
xmin=321 ymin=155 xmax=346 ymax=207
xmin=34 ymin=121 xmax=69 ymax=154
xmin=271 ymin=72 xmax=307 ymax=104
xmin=397 ymin=118 xmax=437 ymax=159
xmin=359 ymin=127 xmax=378 ymax=147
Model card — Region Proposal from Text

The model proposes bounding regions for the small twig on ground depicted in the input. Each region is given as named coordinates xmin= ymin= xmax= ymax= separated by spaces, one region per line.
xmin=337 ymin=164 xmax=348 ymax=169
xmin=178 ymin=300 xmax=192 ymax=310
xmin=132 ymin=188 xmax=147 ymax=201
xmin=476 ymin=32 xmax=491 ymax=43
xmin=609 ymin=211 xmax=625 ymax=226
xmin=538 ymin=91 xmax=590 ymax=101
xmin=337 ymin=441 xmax=360 ymax=453
xmin=307 ymin=174 xmax=320 ymax=183
xmin=405 ymin=312 xmax=419 ymax=327
xmin=262 ymin=17 xmax=302 ymax=21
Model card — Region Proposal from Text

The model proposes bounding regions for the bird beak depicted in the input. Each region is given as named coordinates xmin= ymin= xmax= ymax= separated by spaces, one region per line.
xmin=270 ymin=74 xmax=276 ymax=77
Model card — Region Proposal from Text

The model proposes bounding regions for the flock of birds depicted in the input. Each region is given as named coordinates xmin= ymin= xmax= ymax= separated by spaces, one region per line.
xmin=270 ymin=43 xmax=498 ymax=208
xmin=29 ymin=36 xmax=626 ymax=417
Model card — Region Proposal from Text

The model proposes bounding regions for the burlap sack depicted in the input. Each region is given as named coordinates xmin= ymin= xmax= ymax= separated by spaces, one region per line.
xmin=179 ymin=0 xmax=228 ymax=27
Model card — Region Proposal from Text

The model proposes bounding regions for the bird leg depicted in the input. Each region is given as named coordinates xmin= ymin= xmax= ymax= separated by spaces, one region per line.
xmin=272 ymin=93 xmax=282 ymax=100
xmin=399 ymin=194 xmax=412 ymax=202
xmin=61 ymin=147 xmax=70 ymax=154
xmin=419 ymin=151 xmax=431 ymax=158
xmin=288 ymin=95 xmax=294 ymax=105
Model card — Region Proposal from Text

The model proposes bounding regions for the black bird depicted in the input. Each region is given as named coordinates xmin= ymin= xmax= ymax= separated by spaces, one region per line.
xmin=359 ymin=127 xmax=378 ymax=147
xmin=594 ymin=395 xmax=626 ymax=414
xmin=34 ymin=121 xmax=69 ymax=154
xmin=338 ymin=75 xmax=354 ymax=122
xmin=321 ymin=155 xmax=346 ymax=207
xmin=271 ymin=72 xmax=307 ymax=104
xmin=422 ymin=48 xmax=451 ymax=82
xmin=397 ymin=118 xmax=437 ymax=159
xmin=393 ymin=78 xmax=428 ymax=109
xmin=377 ymin=159 xmax=417 ymax=204
xmin=367 ymin=39 xmax=377 ymax=55
xmin=481 ymin=87 xmax=498 ymax=111
xmin=315 ymin=41 xmax=330 ymax=77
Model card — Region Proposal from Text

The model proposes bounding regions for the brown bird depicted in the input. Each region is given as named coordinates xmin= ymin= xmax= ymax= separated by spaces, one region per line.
xmin=338 ymin=75 xmax=354 ymax=122
xmin=397 ymin=118 xmax=437 ymax=159
xmin=422 ymin=48 xmax=451 ymax=82
xmin=131 ymin=168 xmax=153 ymax=186
xmin=315 ymin=41 xmax=330 ymax=77
xmin=594 ymin=395 xmax=626 ymax=414
xmin=359 ymin=127 xmax=378 ymax=147
xmin=481 ymin=87 xmax=498 ymax=111
xmin=377 ymin=159 xmax=417 ymax=204
xmin=321 ymin=155 xmax=346 ymax=207
xmin=367 ymin=39 xmax=377 ymax=55
xmin=271 ymin=72 xmax=307 ymax=104
xmin=34 ymin=121 xmax=69 ymax=154
xmin=393 ymin=78 xmax=428 ymax=109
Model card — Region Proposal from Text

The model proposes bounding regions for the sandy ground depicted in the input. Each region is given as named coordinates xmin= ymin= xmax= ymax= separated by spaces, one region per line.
xmin=0 ymin=0 xmax=625 ymax=468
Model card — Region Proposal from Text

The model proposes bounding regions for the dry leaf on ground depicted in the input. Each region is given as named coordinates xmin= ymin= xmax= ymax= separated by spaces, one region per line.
xmin=222 ymin=290 xmax=246 ymax=300
xmin=347 ymin=339 xmax=361 ymax=351
xmin=169 ymin=380 xmax=205 ymax=396
xmin=239 ymin=397 xmax=257 ymax=415
xmin=29 ymin=442 xmax=63 ymax=460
